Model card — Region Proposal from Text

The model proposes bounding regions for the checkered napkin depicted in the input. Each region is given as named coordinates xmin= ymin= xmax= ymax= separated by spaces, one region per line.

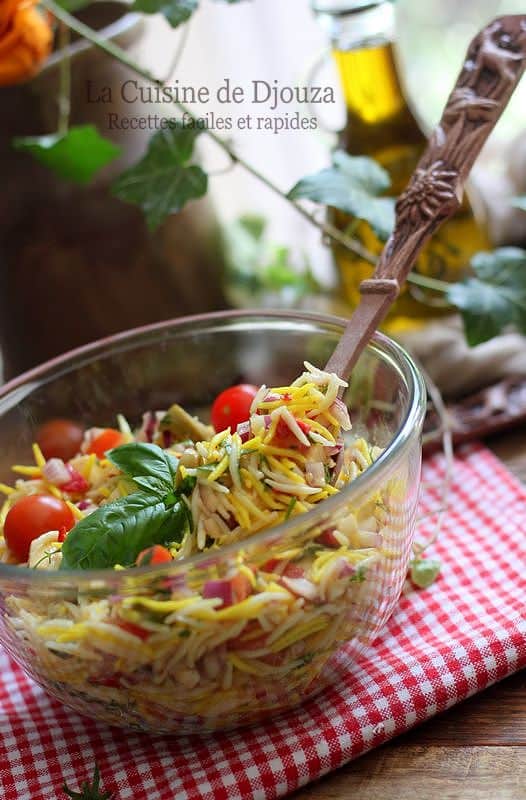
xmin=1 ymin=443 xmax=525 ymax=800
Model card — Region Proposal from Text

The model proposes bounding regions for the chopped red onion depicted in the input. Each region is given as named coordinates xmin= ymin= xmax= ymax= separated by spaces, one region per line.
xmin=236 ymin=421 xmax=251 ymax=442
xmin=42 ymin=458 xmax=71 ymax=486
xmin=327 ymin=438 xmax=344 ymax=457
xmin=357 ymin=531 xmax=383 ymax=548
xmin=202 ymin=579 xmax=233 ymax=607
xmin=306 ymin=461 xmax=325 ymax=487
xmin=144 ymin=411 xmax=157 ymax=443
xmin=337 ymin=559 xmax=356 ymax=578
xmin=281 ymin=576 xmax=318 ymax=601
xmin=331 ymin=399 xmax=352 ymax=430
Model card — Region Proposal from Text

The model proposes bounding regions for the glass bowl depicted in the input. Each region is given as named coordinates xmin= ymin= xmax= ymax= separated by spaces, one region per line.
xmin=0 ymin=311 xmax=426 ymax=733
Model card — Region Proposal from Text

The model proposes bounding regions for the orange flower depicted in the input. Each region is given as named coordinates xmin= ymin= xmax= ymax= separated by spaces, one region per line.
xmin=0 ymin=0 xmax=53 ymax=87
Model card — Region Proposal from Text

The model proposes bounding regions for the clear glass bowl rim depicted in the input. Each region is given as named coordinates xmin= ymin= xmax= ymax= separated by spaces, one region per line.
xmin=0 ymin=309 xmax=427 ymax=582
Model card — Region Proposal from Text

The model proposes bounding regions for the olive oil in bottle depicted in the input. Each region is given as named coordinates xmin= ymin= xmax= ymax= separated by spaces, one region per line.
xmin=313 ymin=1 xmax=490 ymax=332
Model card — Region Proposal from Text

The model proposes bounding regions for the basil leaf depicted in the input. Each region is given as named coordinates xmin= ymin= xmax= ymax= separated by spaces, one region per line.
xmin=410 ymin=557 xmax=441 ymax=589
xmin=13 ymin=126 xmax=121 ymax=185
xmin=447 ymin=247 xmax=526 ymax=346
xmin=106 ymin=442 xmax=177 ymax=498
xmin=60 ymin=493 xmax=190 ymax=570
xmin=288 ymin=150 xmax=395 ymax=240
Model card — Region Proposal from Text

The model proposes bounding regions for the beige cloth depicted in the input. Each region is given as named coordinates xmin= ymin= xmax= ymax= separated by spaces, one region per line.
xmin=398 ymin=316 xmax=526 ymax=399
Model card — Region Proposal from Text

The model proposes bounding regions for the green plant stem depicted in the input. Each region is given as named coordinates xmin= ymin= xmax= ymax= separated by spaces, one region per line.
xmin=404 ymin=272 xmax=452 ymax=293
xmin=42 ymin=0 xmax=456 ymax=298
xmin=57 ymin=21 xmax=71 ymax=135
xmin=42 ymin=0 xmax=378 ymax=266
xmin=164 ymin=19 xmax=192 ymax=82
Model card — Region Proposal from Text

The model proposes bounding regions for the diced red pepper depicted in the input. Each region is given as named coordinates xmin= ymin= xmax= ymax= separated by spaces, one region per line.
xmin=61 ymin=465 xmax=89 ymax=494
xmin=57 ymin=526 xmax=68 ymax=543
xmin=273 ymin=419 xmax=310 ymax=450
xmin=261 ymin=558 xmax=281 ymax=573
xmin=230 ymin=571 xmax=252 ymax=604
xmin=115 ymin=619 xmax=151 ymax=641
xmin=90 ymin=674 xmax=122 ymax=688
xmin=282 ymin=562 xmax=305 ymax=579
xmin=316 ymin=528 xmax=340 ymax=548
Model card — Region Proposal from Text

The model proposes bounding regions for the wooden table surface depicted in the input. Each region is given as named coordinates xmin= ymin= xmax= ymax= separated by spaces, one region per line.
xmin=292 ymin=430 xmax=526 ymax=800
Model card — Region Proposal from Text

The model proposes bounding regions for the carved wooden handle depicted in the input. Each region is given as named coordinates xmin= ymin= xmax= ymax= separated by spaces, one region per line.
xmin=326 ymin=15 xmax=526 ymax=380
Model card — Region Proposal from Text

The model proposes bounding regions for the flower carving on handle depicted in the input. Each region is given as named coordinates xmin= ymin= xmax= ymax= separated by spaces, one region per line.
xmin=395 ymin=161 xmax=458 ymax=226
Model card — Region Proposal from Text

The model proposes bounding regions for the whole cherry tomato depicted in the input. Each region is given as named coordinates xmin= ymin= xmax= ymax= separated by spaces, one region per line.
xmin=136 ymin=545 xmax=172 ymax=566
xmin=4 ymin=495 xmax=75 ymax=562
xmin=36 ymin=418 xmax=85 ymax=462
xmin=87 ymin=428 xmax=124 ymax=459
xmin=211 ymin=384 xmax=258 ymax=433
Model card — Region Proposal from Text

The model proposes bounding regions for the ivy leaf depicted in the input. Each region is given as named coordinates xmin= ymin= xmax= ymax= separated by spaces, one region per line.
xmin=410 ymin=558 xmax=441 ymax=589
xmin=112 ymin=121 xmax=207 ymax=230
xmin=13 ymin=126 xmax=121 ymax=185
xmin=55 ymin=0 xmax=91 ymax=10
xmin=288 ymin=150 xmax=395 ymax=240
xmin=222 ymin=215 xmax=321 ymax=301
xmin=447 ymin=247 xmax=526 ymax=346
xmin=131 ymin=0 xmax=198 ymax=27
xmin=511 ymin=195 xmax=526 ymax=211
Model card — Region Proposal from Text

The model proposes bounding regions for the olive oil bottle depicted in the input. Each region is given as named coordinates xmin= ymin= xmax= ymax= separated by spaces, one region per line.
xmin=312 ymin=0 xmax=490 ymax=332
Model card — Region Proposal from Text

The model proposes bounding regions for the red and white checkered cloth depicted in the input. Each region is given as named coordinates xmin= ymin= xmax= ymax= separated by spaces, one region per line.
xmin=0 ymin=443 xmax=525 ymax=800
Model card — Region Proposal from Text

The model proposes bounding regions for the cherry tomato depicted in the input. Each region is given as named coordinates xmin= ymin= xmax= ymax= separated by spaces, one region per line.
xmin=4 ymin=495 xmax=75 ymax=562
xmin=136 ymin=545 xmax=172 ymax=567
xmin=87 ymin=428 xmax=124 ymax=459
xmin=36 ymin=418 xmax=84 ymax=462
xmin=211 ymin=384 xmax=258 ymax=433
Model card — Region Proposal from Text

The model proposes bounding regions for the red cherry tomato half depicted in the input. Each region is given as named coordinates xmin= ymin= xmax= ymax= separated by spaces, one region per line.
xmin=87 ymin=428 xmax=124 ymax=459
xmin=211 ymin=384 xmax=259 ymax=433
xmin=36 ymin=418 xmax=85 ymax=462
xmin=136 ymin=545 xmax=172 ymax=567
xmin=4 ymin=495 xmax=75 ymax=563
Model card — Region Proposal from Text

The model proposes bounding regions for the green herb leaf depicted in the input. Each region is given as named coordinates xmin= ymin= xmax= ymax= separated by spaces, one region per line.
xmin=410 ymin=557 xmax=441 ymax=589
xmin=223 ymin=215 xmax=321 ymax=301
xmin=131 ymin=0 xmax=197 ymax=28
xmin=60 ymin=493 xmax=190 ymax=570
xmin=350 ymin=564 xmax=367 ymax=583
xmin=13 ymin=126 xmax=121 ymax=185
xmin=284 ymin=496 xmax=297 ymax=520
xmin=511 ymin=195 xmax=526 ymax=211
xmin=288 ymin=150 xmax=395 ymax=240
xmin=112 ymin=120 xmax=207 ymax=230
xmin=62 ymin=764 xmax=114 ymax=800
xmin=107 ymin=442 xmax=177 ymax=498
xmin=447 ymin=247 xmax=526 ymax=346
